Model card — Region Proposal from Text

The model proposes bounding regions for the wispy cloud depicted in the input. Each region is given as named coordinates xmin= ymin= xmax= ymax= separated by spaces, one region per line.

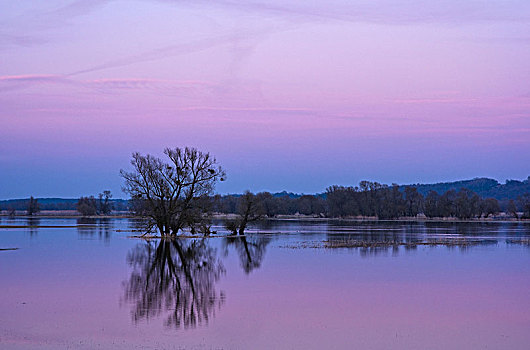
xmin=0 ymin=74 xmax=72 ymax=92
xmin=391 ymin=97 xmax=480 ymax=104
xmin=47 ymin=0 xmax=111 ymax=19
xmin=0 ymin=74 xmax=220 ymax=96
xmin=167 ymin=0 xmax=530 ymax=25
xmin=67 ymin=26 xmax=273 ymax=77
xmin=0 ymin=32 xmax=47 ymax=49
xmin=174 ymin=106 xmax=312 ymax=112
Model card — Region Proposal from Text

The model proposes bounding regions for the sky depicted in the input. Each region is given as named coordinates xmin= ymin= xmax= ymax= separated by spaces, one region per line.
xmin=1 ymin=0 xmax=529 ymax=199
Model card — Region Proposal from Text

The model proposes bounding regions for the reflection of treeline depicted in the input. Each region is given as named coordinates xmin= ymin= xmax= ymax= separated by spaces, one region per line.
xmin=211 ymin=182 xmax=530 ymax=220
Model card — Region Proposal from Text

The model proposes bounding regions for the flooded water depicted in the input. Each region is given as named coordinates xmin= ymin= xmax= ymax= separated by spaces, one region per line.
xmin=1 ymin=217 xmax=529 ymax=349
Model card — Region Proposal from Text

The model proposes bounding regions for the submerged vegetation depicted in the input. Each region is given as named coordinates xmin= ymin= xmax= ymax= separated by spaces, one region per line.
xmin=280 ymin=237 xmax=502 ymax=251
xmin=322 ymin=238 xmax=498 ymax=249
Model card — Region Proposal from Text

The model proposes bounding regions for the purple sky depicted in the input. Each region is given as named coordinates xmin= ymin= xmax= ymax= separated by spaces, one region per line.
xmin=1 ymin=0 xmax=529 ymax=199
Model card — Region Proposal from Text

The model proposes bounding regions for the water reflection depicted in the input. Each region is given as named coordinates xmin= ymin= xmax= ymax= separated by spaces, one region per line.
xmin=223 ymin=235 xmax=271 ymax=274
xmin=26 ymin=217 xmax=40 ymax=237
xmin=325 ymin=231 xmax=500 ymax=257
xmin=123 ymin=239 xmax=225 ymax=329
xmin=76 ymin=218 xmax=112 ymax=242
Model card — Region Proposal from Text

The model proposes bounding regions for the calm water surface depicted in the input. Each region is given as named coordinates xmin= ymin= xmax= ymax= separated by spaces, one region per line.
xmin=1 ymin=217 xmax=529 ymax=349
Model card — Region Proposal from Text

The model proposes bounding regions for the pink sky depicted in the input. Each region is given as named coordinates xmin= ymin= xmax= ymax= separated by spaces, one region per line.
xmin=1 ymin=1 xmax=529 ymax=198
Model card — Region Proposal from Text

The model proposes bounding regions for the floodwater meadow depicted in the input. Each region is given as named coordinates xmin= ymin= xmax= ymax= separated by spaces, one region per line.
xmin=1 ymin=217 xmax=529 ymax=349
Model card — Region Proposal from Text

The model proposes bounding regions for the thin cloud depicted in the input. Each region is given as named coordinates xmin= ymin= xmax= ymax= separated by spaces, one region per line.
xmin=391 ymin=97 xmax=480 ymax=104
xmin=67 ymin=28 xmax=272 ymax=77
xmin=48 ymin=0 xmax=111 ymax=19
xmin=161 ymin=0 xmax=530 ymax=25
xmin=0 ymin=74 xmax=72 ymax=92
xmin=0 ymin=32 xmax=47 ymax=49
xmin=175 ymin=106 xmax=312 ymax=112
xmin=0 ymin=74 xmax=220 ymax=96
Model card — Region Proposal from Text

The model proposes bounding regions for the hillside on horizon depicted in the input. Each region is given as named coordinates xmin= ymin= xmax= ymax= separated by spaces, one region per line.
xmin=400 ymin=176 xmax=530 ymax=200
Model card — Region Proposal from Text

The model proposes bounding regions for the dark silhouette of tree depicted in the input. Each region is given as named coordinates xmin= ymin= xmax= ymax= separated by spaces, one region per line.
xmin=480 ymin=198 xmax=500 ymax=218
xmin=424 ymin=191 xmax=440 ymax=218
xmin=120 ymin=147 xmax=225 ymax=236
xmin=26 ymin=196 xmax=40 ymax=216
xmin=280 ymin=195 xmax=299 ymax=215
xmin=129 ymin=195 xmax=150 ymax=216
xmin=297 ymin=195 xmax=326 ymax=216
xmin=325 ymin=185 xmax=357 ymax=217
xmin=225 ymin=191 xmax=263 ymax=235
xmin=438 ymin=189 xmax=457 ymax=217
xmin=216 ymin=194 xmax=238 ymax=214
xmin=359 ymin=181 xmax=384 ymax=217
xmin=507 ymin=199 xmax=518 ymax=219
xmin=518 ymin=193 xmax=530 ymax=219
xmin=454 ymin=188 xmax=480 ymax=219
xmin=77 ymin=196 xmax=98 ymax=216
xmin=98 ymin=190 xmax=113 ymax=215
xmin=256 ymin=192 xmax=279 ymax=217
xmin=404 ymin=187 xmax=423 ymax=217
xmin=377 ymin=184 xmax=406 ymax=219
xmin=180 ymin=195 xmax=216 ymax=235
xmin=123 ymin=238 xmax=225 ymax=329
xmin=7 ymin=206 xmax=16 ymax=217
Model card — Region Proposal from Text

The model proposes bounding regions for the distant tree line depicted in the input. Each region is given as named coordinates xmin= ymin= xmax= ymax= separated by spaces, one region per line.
xmin=2 ymin=196 xmax=40 ymax=216
xmin=212 ymin=192 xmax=326 ymax=218
xmin=1 ymin=197 xmax=129 ymax=212
xmin=2 ymin=186 xmax=529 ymax=221
xmin=119 ymin=146 xmax=530 ymax=237
xmin=210 ymin=182 xmax=530 ymax=220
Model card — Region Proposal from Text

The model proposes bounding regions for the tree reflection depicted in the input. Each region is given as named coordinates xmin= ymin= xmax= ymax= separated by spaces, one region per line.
xmin=223 ymin=235 xmax=271 ymax=274
xmin=26 ymin=217 xmax=40 ymax=237
xmin=76 ymin=218 xmax=112 ymax=242
xmin=123 ymin=238 xmax=225 ymax=329
xmin=77 ymin=218 xmax=96 ymax=236
xmin=325 ymin=232 xmax=499 ymax=257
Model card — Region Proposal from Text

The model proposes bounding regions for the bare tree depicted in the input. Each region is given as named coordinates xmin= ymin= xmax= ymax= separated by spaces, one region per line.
xmin=26 ymin=196 xmax=40 ymax=216
xmin=404 ymin=187 xmax=423 ymax=217
xmin=480 ymin=198 xmax=500 ymax=218
xmin=507 ymin=199 xmax=518 ymax=219
xmin=120 ymin=147 xmax=225 ymax=236
xmin=518 ymin=193 xmax=530 ymax=219
xmin=98 ymin=190 xmax=113 ymax=215
xmin=423 ymin=191 xmax=440 ymax=218
xmin=225 ymin=191 xmax=263 ymax=235
xmin=77 ymin=196 xmax=97 ymax=216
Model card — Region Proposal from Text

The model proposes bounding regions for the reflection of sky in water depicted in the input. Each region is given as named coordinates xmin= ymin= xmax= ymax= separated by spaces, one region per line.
xmin=0 ymin=218 xmax=529 ymax=349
